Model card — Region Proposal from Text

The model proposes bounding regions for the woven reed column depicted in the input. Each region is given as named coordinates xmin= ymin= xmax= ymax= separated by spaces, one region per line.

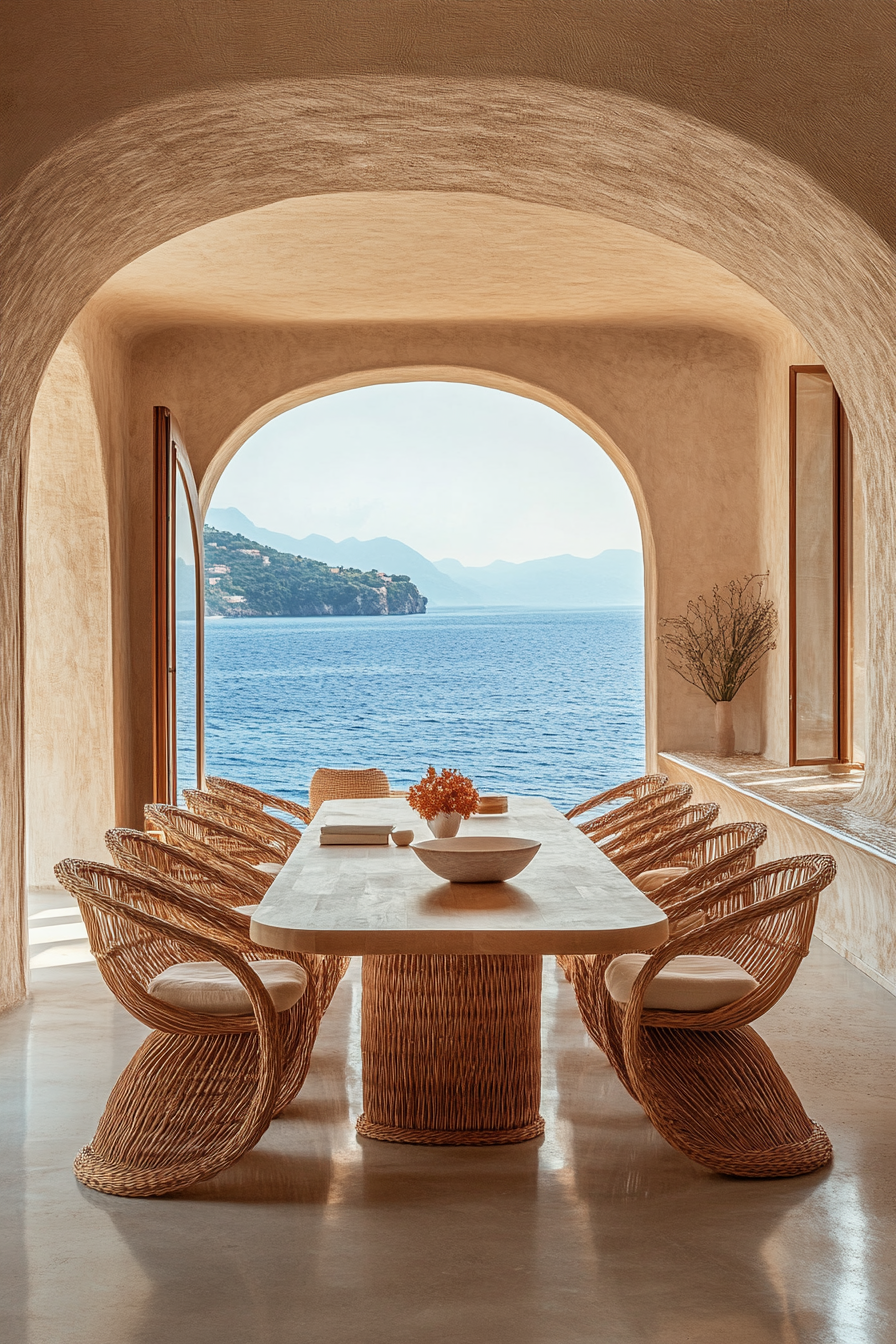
xmin=357 ymin=953 xmax=545 ymax=1145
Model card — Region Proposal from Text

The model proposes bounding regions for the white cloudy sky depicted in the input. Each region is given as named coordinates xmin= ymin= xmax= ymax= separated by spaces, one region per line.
xmin=212 ymin=382 xmax=642 ymax=566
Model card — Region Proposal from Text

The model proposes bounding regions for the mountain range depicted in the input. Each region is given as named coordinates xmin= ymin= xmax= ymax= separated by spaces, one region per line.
xmin=205 ymin=508 xmax=643 ymax=608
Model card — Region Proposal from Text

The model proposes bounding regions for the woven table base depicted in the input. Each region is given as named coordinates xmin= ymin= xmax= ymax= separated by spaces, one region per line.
xmin=359 ymin=953 xmax=544 ymax=1145
xmin=356 ymin=1116 xmax=545 ymax=1145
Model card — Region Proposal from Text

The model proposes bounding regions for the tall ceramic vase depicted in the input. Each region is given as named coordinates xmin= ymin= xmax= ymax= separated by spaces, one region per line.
xmin=714 ymin=700 xmax=735 ymax=756
xmin=427 ymin=812 xmax=463 ymax=838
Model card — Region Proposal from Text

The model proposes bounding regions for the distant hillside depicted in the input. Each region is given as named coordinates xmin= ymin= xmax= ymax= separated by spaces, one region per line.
xmin=206 ymin=508 xmax=644 ymax=607
xmin=435 ymin=550 xmax=644 ymax=607
xmin=206 ymin=508 xmax=472 ymax=606
xmin=203 ymin=528 xmax=427 ymax=618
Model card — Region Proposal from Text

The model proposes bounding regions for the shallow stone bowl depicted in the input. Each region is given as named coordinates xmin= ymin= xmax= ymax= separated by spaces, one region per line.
xmin=411 ymin=836 xmax=541 ymax=883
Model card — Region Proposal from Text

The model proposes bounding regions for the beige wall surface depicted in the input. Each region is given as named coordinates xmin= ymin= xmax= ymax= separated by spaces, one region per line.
xmin=2 ymin=3 xmax=893 ymax=1006
xmin=121 ymin=317 xmax=792 ymax=800
xmin=25 ymin=316 xmax=130 ymax=889
xmin=3 ymin=1 xmax=893 ymax=247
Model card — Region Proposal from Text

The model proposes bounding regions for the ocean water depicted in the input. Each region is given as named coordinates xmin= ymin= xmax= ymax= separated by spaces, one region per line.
xmin=178 ymin=607 xmax=645 ymax=814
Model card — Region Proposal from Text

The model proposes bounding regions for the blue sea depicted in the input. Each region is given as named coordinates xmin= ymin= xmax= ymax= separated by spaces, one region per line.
xmin=177 ymin=607 xmax=645 ymax=814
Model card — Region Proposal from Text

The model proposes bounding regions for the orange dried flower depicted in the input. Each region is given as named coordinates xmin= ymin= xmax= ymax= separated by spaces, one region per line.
xmin=407 ymin=766 xmax=480 ymax=821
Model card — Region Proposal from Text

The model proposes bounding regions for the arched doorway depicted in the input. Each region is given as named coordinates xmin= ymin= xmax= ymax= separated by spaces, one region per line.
xmin=199 ymin=380 xmax=648 ymax=810
xmin=7 ymin=81 xmax=891 ymax=1002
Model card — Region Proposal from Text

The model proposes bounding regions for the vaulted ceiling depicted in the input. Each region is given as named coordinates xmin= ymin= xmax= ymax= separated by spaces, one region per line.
xmin=93 ymin=191 xmax=798 ymax=344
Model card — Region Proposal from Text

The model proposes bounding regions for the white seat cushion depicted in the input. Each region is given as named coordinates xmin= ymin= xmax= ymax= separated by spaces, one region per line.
xmin=148 ymin=958 xmax=307 ymax=1015
xmin=604 ymin=953 xmax=759 ymax=1012
xmin=253 ymin=862 xmax=283 ymax=875
xmin=632 ymin=866 xmax=689 ymax=893
xmin=234 ymin=903 xmax=260 ymax=917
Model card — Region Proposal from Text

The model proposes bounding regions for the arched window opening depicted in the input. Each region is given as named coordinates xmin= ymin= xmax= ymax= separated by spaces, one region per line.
xmin=200 ymin=382 xmax=645 ymax=812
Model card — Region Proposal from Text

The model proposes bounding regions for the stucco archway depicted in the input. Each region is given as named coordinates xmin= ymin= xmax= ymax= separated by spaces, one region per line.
xmin=203 ymin=366 xmax=659 ymax=768
xmin=3 ymin=76 xmax=894 ymax=1006
xmin=25 ymin=333 xmax=119 ymax=892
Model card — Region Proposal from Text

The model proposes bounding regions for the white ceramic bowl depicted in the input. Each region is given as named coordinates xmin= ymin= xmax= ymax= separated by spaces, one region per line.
xmin=411 ymin=835 xmax=540 ymax=883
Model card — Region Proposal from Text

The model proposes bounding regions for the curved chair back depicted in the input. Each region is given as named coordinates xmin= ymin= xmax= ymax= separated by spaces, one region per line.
xmin=107 ymin=827 xmax=270 ymax=907
xmin=205 ymin=776 xmax=311 ymax=825
xmin=565 ymin=773 xmax=668 ymax=822
xmin=613 ymin=802 xmax=720 ymax=877
xmin=183 ymin=789 xmax=299 ymax=858
xmin=592 ymin=783 xmax=693 ymax=848
xmin=642 ymin=821 xmax=768 ymax=911
xmin=145 ymin=803 xmax=285 ymax=867
xmin=308 ymin=767 xmax=390 ymax=819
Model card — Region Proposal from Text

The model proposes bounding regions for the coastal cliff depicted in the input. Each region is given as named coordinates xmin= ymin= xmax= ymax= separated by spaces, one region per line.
xmin=203 ymin=528 xmax=427 ymax=618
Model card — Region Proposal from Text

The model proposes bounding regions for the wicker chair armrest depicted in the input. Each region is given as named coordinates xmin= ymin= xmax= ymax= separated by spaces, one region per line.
xmin=619 ymin=855 xmax=835 ymax=1035
xmin=54 ymin=861 xmax=281 ymax=1038
xmin=263 ymin=794 xmax=310 ymax=823
xmin=566 ymin=784 xmax=632 ymax=820
xmin=205 ymin=776 xmax=310 ymax=824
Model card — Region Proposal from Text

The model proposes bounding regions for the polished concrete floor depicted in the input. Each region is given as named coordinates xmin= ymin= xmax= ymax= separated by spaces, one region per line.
xmin=2 ymin=894 xmax=895 ymax=1344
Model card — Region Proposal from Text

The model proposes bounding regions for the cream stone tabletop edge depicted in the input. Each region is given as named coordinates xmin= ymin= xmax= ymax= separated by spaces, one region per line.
xmin=250 ymin=796 xmax=669 ymax=956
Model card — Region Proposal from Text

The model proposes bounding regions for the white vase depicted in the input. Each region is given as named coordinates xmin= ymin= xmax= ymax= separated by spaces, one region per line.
xmin=427 ymin=811 xmax=463 ymax=838
xmin=714 ymin=700 xmax=735 ymax=756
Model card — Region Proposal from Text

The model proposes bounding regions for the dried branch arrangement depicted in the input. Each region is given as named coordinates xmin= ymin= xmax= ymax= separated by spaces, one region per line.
xmin=659 ymin=574 xmax=778 ymax=703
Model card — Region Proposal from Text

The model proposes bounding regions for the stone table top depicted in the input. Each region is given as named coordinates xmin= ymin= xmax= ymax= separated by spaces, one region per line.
xmin=249 ymin=796 xmax=669 ymax=955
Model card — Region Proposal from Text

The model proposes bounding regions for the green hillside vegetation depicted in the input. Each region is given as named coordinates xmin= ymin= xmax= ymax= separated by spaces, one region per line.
xmin=203 ymin=527 xmax=427 ymax=618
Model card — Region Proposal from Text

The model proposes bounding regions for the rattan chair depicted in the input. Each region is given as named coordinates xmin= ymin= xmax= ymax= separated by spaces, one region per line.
xmin=105 ymin=830 xmax=350 ymax=1088
xmin=606 ymin=801 xmax=719 ymax=876
xmin=563 ymin=820 xmax=769 ymax=1037
xmin=585 ymin=782 xmax=693 ymax=846
xmin=145 ymin=803 xmax=285 ymax=870
xmin=205 ymin=775 xmax=311 ymax=825
xmin=184 ymin=788 xmax=299 ymax=859
xmin=631 ymin=820 xmax=768 ymax=908
xmin=565 ymin=773 xmax=668 ymax=822
xmin=564 ymin=817 xmax=768 ymax=1048
xmin=54 ymin=858 xmax=303 ymax=1197
xmin=308 ymin=766 xmax=391 ymax=818
xmin=573 ymin=855 xmax=836 ymax=1177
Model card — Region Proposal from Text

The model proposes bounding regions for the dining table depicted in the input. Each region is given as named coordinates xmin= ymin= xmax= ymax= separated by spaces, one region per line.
xmin=250 ymin=795 xmax=669 ymax=1146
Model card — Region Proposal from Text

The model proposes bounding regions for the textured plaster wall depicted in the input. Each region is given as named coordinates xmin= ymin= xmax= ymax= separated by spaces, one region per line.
xmin=124 ymin=318 xmax=784 ymax=798
xmin=25 ymin=328 xmax=119 ymax=889
xmin=663 ymin=755 xmax=896 ymax=995
xmin=4 ymin=1 xmax=893 ymax=248
xmin=1 ymin=63 xmax=894 ymax=1005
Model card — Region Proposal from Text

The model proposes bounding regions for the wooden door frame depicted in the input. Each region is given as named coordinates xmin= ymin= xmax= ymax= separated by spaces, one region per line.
xmin=153 ymin=406 xmax=205 ymax=802
xmin=788 ymin=367 xmax=854 ymax=766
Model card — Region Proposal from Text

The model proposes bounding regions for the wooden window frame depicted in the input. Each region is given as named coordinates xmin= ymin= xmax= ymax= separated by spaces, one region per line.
xmin=788 ymin=367 xmax=855 ymax=766
xmin=153 ymin=407 xmax=205 ymax=802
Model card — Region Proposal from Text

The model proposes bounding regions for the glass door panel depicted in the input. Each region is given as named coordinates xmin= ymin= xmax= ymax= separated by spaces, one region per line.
xmin=850 ymin=427 xmax=866 ymax=764
xmin=153 ymin=407 xmax=204 ymax=803
xmin=791 ymin=369 xmax=839 ymax=762
xmin=174 ymin=464 xmax=199 ymax=799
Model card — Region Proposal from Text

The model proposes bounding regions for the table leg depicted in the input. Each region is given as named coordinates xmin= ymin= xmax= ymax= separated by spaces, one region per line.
xmin=357 ymin=953 xmax=545 ymax=1145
